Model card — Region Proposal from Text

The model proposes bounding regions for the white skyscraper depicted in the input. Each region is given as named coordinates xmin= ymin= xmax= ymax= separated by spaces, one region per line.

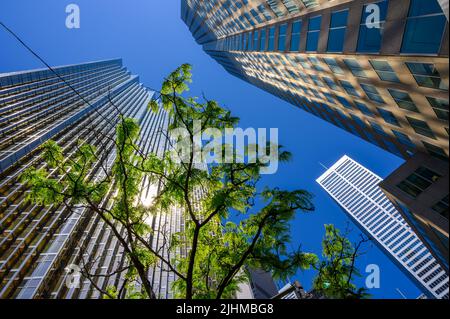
xmin=317 ymin=155 xmax=449 ymax=299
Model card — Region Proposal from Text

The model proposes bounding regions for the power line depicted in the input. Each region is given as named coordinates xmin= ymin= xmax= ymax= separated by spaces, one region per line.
xmin=0 ymin=20 xmax=113 ymax=124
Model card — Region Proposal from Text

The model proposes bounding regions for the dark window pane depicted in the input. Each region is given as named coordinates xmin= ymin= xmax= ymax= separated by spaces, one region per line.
xmin=406 ymin=62 xmax=448 ymax=90
xmin=357 ymin=0 xmax=389 ymax=53
xmin=378 ymin=108 xmax=400 ymax=126
xmin=306 ymin=16 xmax=321 ymax=52
xmin=409 ymin=0 xmax=444 ymax=16
xmin=416 ymin=166 xmax=441 ymax=182
xmin=268 ymin=27 xmax=276 ymax=51
xmin=406 ymin=174 xmax=432 ymax=190
xmin=388 ymin=89 xmax=419 ymax=112
xmin=432 ymin=195 xmax=449 ymax=220
xmin=398 ymin=181 xmax=422 ymax=198
xmin=407 ymin=116 xmax=436 ymax=139
xmin=309 ymin=15 xmax=322 ymax=30
xmin=370 ymin=60 xmax=400 ymax=82
xmin=344 ymin=59 xmax=367 ymax=78
xmin=423 ymin=142 xmax=449 ymax=161
xmin=401 ymin=15 xmax=446 ymax=54
xmin=290 ymin=20 xmax=302 ymax=51
xmin=327 ymin=28 xmax=346 ymax=52
xmin=427 ymin=97 xmax=449 ymax=120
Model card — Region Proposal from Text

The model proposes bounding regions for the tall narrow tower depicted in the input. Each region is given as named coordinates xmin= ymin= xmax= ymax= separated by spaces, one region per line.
xmin=317 ymin=155 xmax=448 ymax=299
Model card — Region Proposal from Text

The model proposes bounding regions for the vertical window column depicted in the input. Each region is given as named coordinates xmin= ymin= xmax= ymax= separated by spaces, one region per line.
xmin=289 ymin=20 xmax=302 ymax=52
xmin=357 ymin=0 xmax=389 ymax=53
xmin=259 ymin=29 xmax=267 ymax=51
xmin=278 ymin=23 xmax=287 ymax=51
xmin=268 ymin=26 xmax=276 ymax=51
xmin=327 ymin=10 xmax=349 ymax=53
xmin=306 ymin=15 xmax=322 ymax=52
xmin=401 ymin=0 xmax=447 ymax=54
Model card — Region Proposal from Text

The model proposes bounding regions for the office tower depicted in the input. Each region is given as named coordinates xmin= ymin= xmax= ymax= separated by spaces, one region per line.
xmin=0 ymin=60 xmax=181 ymax=299
xmin=248 ymin=269 xmax=279 ymax=299
xmin=317 ymin=155 xmax=449 ymax=299
xmin=236 ymin=269 xmax=279 ymax=299
xmin=274 ymin=281 xmax=322 ymax=299
xmin=182 ymin=0 xmax=449 ymax=270
xmin=182 ymin=0 xmax=449 ymax=163
xmin=379 ymin=153 xmax=449 ymax=275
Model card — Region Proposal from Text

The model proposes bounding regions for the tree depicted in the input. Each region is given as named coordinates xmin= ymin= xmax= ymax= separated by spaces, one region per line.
xmin=312 ymin=224 xmax=372 ymax=299
xmin=20 ymin=64 xmax=318 ymax=299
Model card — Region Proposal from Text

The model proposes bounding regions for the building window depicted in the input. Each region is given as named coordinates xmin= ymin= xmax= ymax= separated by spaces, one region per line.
xmin=253 ymin=30 xmax=260 ymax=51
xmin=268 ymin=0 xmax=285 ymax=17
xmin=311 ymin=75 xmax=324 ymax=87
xmin=290 ymin=20 xmax=302 ymax=51
xmin=260 ymin=29 xmax=266 ymax=51
xmin=357 ymin=0 xmax=389 ymax=53
xmin=283 ymin=0 xmax=301 ymax=13
xmin=393 ymin=130 xmax=416 ymax=148
xmin=267 ymin=26 xmax=276 ymax=51
xmin=360 ymin=83 xmax=385 ymax=103
xmin=406 ymin=62 xmax=448 ymax=90
xmin=247 ymin=32 xmax=254 ymax=50
xmin=309 ymin=57 xmax=324 ymax=71
xmin=344 ymin=59 xmax=367 ymax=78
xmin=250 ymin=9 xmax=263 ymax=24
xmin=336 ymin=96 xmax=353 ymax=109
xmin=401 ymin=0 xmax=446 ymax=54
xmin=427 ymin=97 xmax=449 ymax=121
xmin=397 ymin=166 xmax=441 ymax=198
xmin=306 ymin=15 xmax=322 ymax=52
xmin=323 ymin=93 xmax=335 ymax=103
xmin=243 ymin=33 xmax=249 ymax=51
xmin=370 ymin=60 xmax=400 ymax=83
xmin=423 ymin=141 xmax=448 ymax=161
xmin=340 ymin=80 xmax=360 ymax=97
xmin=323 ymin=77 xmax=340 ymax=91
xmin=278 ymin=24 xmax=287 ymax=51
xmin=370 ymin=121 xmax=388 ymax=136
xmin=299 ymin=0 xmax=318 ymax=9
xmin=355 ymin=101 xmax=375 ymax=117
xmin=257 ymin=4 xmax=272 ymax=21
xmin=378 ymin=108 xmax=400 ymax=126
xmin=297 ymin=56 xmax=312 ymax=70
xmin=324 ymin=58 xmax=343 ymax=74
xmin=327 ymin=10 xmax=349 ymax=53
xmin=432 ymin=195 xmax=449 ymax=220
xmin=351 ymin=114 xmax=368 ymax=128
xmin=406 ymin=116 xmax=436 ymax=139
xmin=388 ymin=89 xmax=419 ymax=113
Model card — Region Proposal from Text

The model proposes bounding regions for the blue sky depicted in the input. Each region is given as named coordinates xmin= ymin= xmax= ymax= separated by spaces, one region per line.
xmin=0 ymin=0 xmax=421 ymax=298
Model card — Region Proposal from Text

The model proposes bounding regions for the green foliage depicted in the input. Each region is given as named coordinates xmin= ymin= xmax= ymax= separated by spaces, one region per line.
xmin=312 ymin=224 xmax=371 ymax=299
xmin=19 ymin=64 xmax=368 ymax=300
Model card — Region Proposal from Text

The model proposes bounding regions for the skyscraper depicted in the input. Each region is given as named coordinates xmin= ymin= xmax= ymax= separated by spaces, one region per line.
xmin=182 ymin=0 xmax=448 ymax=162
xmin=236 ymin=268 xmax=279 ymax=299
xmin=0 ymin=60 xmax=181 ymax=299
xmin=317 ymin=155 xmax=448 ymax=299
xmin=182 ymin=0 xmax=449 ymax=270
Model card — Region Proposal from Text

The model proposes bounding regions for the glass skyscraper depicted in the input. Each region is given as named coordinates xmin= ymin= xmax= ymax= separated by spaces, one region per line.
xmin=182 ymin=0 xmax=449 ymax=273
xmin=317 ymin=155 xmax=448 ymax=299
xmin=0 ymin=60 xmax=182 ymax=299
xmin=182 ymin=0 xmax=448 ymax=163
